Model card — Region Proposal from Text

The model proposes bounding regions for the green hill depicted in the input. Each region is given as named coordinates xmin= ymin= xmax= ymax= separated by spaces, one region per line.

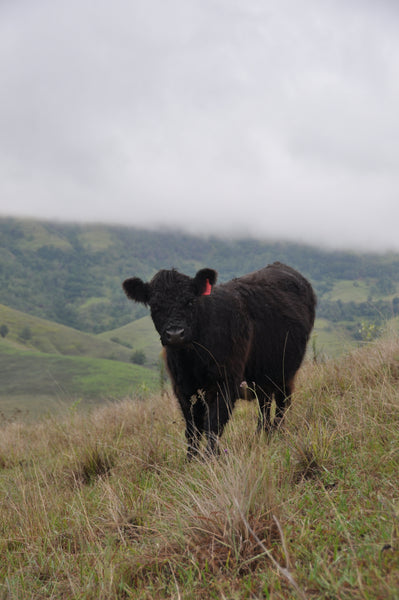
xmin=1 ymin=216 xmax=399 ymax=339
xmin=1 ymin=216 xmax=399 ymax=367
xmin=0 ymin=303 xmax=132 ymax=362
xmin=0 ymin=304 xmax=158 ymax=420
xmin=98 ymin=315 xmax=162 ymax=367
xmin=0 ymin=340 xmax=157 ymax=421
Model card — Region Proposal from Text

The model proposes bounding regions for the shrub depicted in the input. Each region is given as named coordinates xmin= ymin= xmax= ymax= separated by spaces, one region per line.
xmin=130 ymin=350 xmax=146 ymax=365
xmin=19 ymin=325 xmax=32 ymax=342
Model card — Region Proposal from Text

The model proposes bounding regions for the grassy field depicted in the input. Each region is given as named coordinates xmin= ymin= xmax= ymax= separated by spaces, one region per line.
xmin=0 ymin=335 xmax=398 ymax=598
xmin=0 ymin=342 xmax=157 ymax=420
xmin=14 ymin=220 xmax=73 ymax=252
xmin=326 ymin=279 xmax=399 ymax=303
xmin=311 ymin=318 xmax=355 ymax=358
xmin=99 ymin=316 xmax=163 ymax=367
xmin=0 ymin=304 xmax=133 ymax=362
xmin=0 ymin=305 xmax=160 ymax=419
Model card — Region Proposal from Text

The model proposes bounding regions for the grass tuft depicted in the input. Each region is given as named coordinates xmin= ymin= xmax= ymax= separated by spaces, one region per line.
xmin=71 ymin=444 xmax=116 ymax=486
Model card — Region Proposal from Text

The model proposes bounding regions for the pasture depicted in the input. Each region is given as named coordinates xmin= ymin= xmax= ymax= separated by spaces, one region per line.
xmin=0 ymin=334 xmax=398 ymax=598
xmin=99 ymin=315 xmax=163 ymax=368
xmin=0 ymin=303 xmax=133 ymax=362
xmin=0 ymin=343 xmax=157 ymax=421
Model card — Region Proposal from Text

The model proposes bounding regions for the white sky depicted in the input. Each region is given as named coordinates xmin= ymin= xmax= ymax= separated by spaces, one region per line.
xmin=1 ymin=0 xmax=399 ymax=251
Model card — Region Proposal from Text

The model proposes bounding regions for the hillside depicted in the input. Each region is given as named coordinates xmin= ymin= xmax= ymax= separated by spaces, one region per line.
xmin=0 ymin=335 xmax=398 ymax=598
xmin=1 ymin=217 xmax=399 ymax=347
xmin=0 ymin=303 xmax=133 ymax=361
xmin=0 ymin=340 xmax=157 ymax=421
xmin=98 ymin=315 xmax=162 ymax=367
xmin=2 ymin=217 xmax=399 ymax=410
xmin=0 ymin=304 xmax=158 ymax=419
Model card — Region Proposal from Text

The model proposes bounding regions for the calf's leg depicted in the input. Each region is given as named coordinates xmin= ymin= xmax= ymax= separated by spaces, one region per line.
xmin=204 ymin=388 xmax=234 ymax=456
xmin=177 ymin=394 xmax=206 ymax=460
xmin=273 ymin=378 xmax=294 ymax=429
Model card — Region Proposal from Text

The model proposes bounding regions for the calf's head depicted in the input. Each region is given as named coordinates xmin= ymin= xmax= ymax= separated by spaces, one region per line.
xmin=123 ymin=268 xmax=217 ymax=347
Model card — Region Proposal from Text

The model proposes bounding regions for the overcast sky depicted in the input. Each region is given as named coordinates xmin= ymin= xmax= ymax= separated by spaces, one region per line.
xmin=1 ymin=0 xmax=399 ymax=251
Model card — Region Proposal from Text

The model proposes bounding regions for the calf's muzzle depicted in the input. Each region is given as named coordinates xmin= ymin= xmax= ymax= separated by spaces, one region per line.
xmin=165 ymin=326 xmax=186 ymax=346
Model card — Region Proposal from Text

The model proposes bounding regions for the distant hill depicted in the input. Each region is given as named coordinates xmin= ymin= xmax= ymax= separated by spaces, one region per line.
xmin=0 ymin=340 xmax=157 ymax=421
xmin=1 ymin=216 xmax=399 ymax=337
xmin=98 ymin=315 xmax=162 ymax=367
xmin=2 ymin=217 xmax=399 ymax=417
xmin=1 ymin=216 xmax=399 ymax=363
xmin=0 ymin=303 xmax=158 ymax=419
xmin=0 ymin=303 xmax=132 ymax=361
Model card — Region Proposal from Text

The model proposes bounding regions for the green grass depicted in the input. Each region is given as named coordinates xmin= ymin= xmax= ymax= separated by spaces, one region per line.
xmin=79 ymin=228 xmax=114 ymax=251
xmin=312 ymin=318 xmax=355 ymax=358
xmin=326 ymin=279 xmax=371 ymax=302
xmin=0 ymin=334 xmax=398 ymax=598
xmin=15 ymin=219 xmax=72 ymax=251
xmin=0 ymin=303 xmax=132 ymax=362
xmin=99 ymin=315 xmax=162 ymax=367
xmin=0 ymin=343 xmax=157 ymax=420
xmin=326 ymin=279 xmax=399 ymax=302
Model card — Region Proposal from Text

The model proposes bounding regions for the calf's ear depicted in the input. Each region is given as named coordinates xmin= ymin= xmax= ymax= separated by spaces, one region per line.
xmin=193 ymin=268 xmax=218 ymax=296
xmin=122 ymin=278 xmax=150 ymax=304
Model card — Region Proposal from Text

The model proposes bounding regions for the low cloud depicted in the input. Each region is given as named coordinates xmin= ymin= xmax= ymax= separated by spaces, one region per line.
xmin=1 ymin=0 xmax=399 ymax=251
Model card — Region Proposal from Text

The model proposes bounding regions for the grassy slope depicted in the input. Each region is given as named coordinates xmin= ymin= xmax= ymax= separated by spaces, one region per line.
xmin=2 ymin=217 xmax=399 ymax=360
xmin=313 ymin=318 xmax=354 ymax=358
xmin=98 ymin=315 xmax=162 ymax=367
xmin=0 ymin=303 xmax=133 ymax=362
xmin=327 ymin=279 xmax=399 ymax=302
xmin=0 ymin=304 xmax=157 ymax=419
xmin=15 ymin=220 xmax=73 ymax=251
xmin=3 ymin=216 xmax=399 ymax=341
xmin=0 ymin=335 xmax=398 ymax=599
xmin=0 ymin=341 xmax=157 ymax=420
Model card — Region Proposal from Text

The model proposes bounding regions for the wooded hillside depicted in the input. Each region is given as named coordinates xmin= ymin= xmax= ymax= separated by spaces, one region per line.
xmin=1 ymin=217 xmax=399 ymax=338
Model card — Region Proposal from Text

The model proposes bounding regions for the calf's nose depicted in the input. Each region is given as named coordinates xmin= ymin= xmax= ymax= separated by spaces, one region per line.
xmin=165 ymin=327 xmax=185 ymax=345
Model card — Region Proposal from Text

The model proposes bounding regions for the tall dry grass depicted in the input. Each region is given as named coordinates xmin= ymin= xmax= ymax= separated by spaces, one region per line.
xmin=0 ymin=333 xmax=398 ymax=598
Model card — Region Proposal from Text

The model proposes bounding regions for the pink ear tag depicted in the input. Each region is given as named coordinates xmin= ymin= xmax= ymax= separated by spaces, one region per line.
xmin=202 ymin=278 xmax=212 ymax=296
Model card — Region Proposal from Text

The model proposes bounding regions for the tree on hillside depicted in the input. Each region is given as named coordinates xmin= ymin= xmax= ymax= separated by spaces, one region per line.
xmin=131 ymin=350 xmax=146 ymax=365
xmin=374 ymin=276 xmax=396 ymax=295
xmin=19 ymin=325 xmax=32 ymax=342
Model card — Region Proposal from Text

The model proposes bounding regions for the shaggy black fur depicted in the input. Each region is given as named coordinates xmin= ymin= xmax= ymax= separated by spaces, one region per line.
xmin=123 ymin=263 xmax=316 ymax=459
